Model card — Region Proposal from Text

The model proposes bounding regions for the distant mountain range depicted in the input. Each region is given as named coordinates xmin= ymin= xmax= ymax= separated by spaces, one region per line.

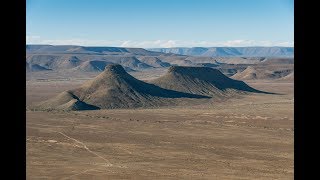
xmin=148 ymin=47 xmax=294 ymax=57
xmin=26 ymin=45 xmax=164 ymax=56
xmin=27 ymin=45 xmax=294 ymax=57
xmin=26 ymin=45 xmax=294 ymax=82
xmin=26 ymin=45 xmax=178 ymax=72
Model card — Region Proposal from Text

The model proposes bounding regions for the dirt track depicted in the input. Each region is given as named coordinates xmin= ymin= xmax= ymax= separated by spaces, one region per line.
xmin=27 ymin=81 xmax=293 ymax=179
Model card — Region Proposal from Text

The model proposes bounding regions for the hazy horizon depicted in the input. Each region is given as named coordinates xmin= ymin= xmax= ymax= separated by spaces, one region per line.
xmin=26 ymin=44 xmax=294 ymax=48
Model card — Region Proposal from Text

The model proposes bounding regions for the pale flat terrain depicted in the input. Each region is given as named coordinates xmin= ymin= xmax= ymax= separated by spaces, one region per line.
xmin=27 ymin=78 xmax=293 ymax=179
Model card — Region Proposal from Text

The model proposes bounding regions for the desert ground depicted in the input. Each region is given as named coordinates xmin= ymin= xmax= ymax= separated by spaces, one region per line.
xmin=27 ymin=74 xmax=293 ymax=179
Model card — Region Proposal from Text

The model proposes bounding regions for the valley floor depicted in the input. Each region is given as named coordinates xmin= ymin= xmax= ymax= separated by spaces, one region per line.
xmin=26 ymin=80 xmax=293 ymax=179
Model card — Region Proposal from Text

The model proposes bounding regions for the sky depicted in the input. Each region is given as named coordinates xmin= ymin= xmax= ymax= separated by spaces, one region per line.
xmin=26 ymin=0 xmax=294 ymax=48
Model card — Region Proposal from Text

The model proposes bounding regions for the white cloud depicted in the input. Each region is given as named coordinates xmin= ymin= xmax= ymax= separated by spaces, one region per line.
xmin=26 ymin=36 xmax=293 ymax=48
xmin=26 ymin=35 xmax=41 ymax=43
xmin=221 ymin=40 xmax=255 ymax=46
xmin=160 ymin=40 xmax=177 ymax=48
xmin=119 ymin=40 xmax=177 ymax=48
xmin=275 ymin=41 xmax=294 ymax=46
xmin=120 ymin=40 xmax=131 ymax=47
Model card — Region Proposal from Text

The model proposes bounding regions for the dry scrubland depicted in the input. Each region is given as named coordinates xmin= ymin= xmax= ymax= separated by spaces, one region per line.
xmin=27 ymin=71 xmax=293 ymax=179
xmin=26 ymin=45 xmax=294 ymax=179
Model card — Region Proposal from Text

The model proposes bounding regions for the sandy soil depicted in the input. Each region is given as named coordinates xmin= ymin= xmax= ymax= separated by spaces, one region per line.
xmin=26 ymin=79 xmax=293 ymax=179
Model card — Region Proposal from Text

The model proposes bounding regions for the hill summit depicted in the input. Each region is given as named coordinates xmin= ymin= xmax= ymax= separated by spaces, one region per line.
xmin=150 ymin=66 xmax=262 ymax=97
xmin=34 ymin=64 xmax=207 ymax=110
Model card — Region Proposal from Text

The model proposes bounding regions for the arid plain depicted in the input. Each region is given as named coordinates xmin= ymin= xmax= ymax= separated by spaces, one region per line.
xmin=26 ymin=45 xmax=293 ymax=179
xmin=27 ymin=76 xmax=293 ymax=179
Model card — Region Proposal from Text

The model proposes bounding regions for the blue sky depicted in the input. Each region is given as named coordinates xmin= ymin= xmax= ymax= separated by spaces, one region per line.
xmin=26 ymin=0 xmax=294 ymax=47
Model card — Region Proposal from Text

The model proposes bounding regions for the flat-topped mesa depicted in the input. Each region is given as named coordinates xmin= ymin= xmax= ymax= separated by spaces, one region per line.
xmin=169 ymin=65 xmax=213 ymax=72
xmin=168 ymin=66 xmax=205 ymax=74
xmin=168 ymin=66 xmax=226 ymax=79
